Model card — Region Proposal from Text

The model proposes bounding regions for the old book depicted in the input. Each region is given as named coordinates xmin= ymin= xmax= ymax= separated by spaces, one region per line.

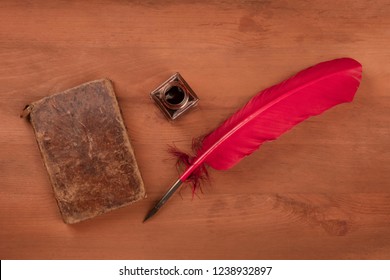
xmin=23 ymin=79 xmax=145 ymax=224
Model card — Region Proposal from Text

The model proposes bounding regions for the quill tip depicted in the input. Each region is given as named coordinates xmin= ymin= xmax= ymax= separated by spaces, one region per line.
xmin=143 ymin=207 xmax=158 ymax=223
xmin=143 ymin=179 xmax=183 ymax=223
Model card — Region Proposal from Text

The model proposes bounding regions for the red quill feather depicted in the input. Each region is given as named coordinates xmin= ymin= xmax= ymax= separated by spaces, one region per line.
xmin=144 ymin=57 xmax=362 ymax=222
xmin=179 ymin=58 xmax=362 ymax=183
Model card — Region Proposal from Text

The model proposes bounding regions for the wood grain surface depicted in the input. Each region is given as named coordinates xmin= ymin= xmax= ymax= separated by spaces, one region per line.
xmin=1 ymin=0 xmax=389 ymax=260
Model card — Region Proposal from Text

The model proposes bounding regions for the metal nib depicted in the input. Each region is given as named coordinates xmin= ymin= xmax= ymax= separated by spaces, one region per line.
xmin=143 ymin=207 xmax=158 ymax=223
xmin=143 ymin=179 xmax=183 ymax=222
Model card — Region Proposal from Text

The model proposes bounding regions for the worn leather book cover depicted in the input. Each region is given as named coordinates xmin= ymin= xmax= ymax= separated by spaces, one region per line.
xmin=23 ymin=79 xmax=145 ymax=224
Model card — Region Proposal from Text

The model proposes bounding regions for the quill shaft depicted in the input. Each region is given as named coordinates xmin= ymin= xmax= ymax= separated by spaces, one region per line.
xmin=180 ymin=154 xmax=206 ymax=181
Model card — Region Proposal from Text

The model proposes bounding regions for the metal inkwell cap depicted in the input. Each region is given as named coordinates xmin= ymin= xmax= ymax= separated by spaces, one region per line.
xmin=150 ymin=73 xmax=199 ymax=120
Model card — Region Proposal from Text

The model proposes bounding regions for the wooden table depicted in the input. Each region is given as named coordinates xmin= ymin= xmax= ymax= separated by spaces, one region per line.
xmin=1 ymin=0 xmax=389 ymax=260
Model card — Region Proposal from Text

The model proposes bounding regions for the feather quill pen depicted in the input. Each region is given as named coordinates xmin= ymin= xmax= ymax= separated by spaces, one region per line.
xmin=144 ymin=57 xmax=362 ymax=222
